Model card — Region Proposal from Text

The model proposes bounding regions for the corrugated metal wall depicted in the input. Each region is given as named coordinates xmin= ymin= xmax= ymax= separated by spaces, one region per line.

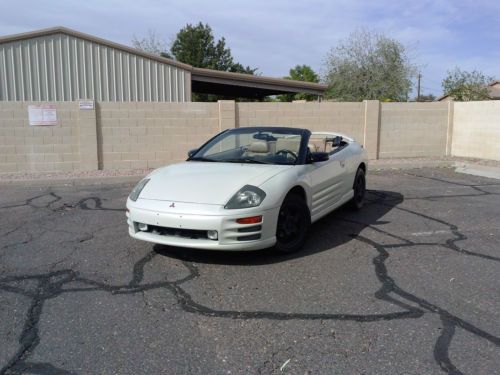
xmin=0 ymin=33 xmax=191 ymax=101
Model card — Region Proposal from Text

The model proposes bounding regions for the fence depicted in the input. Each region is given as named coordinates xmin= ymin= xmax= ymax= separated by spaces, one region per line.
xmin=0 ymin=100 xmax=498 ymax=173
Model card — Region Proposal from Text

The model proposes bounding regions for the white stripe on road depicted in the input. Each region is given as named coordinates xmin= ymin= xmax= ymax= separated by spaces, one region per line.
xmin=411 ymin=230 xmax=450 ymax=236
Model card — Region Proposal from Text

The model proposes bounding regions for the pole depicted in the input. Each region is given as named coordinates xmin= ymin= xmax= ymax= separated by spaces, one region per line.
xmin=417 ymin=73 xmax=421 ymax=102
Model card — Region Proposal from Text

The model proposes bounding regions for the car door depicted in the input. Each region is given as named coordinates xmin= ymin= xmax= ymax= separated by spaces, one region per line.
xmin=307 ymin=147 xmax=350 ymax=219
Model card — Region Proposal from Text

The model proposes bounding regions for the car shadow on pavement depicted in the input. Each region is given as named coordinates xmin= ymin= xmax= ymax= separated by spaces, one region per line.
xmin=153 ymin=190 xmax=403 ymax=265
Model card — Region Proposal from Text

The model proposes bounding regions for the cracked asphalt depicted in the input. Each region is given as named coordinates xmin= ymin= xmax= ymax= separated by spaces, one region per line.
xmin=0 ymin=168 xmax=499 ymax=375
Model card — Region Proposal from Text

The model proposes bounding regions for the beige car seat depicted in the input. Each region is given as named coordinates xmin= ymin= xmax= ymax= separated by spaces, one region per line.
xmin=244 ymin=140 xmax=270 ymax=157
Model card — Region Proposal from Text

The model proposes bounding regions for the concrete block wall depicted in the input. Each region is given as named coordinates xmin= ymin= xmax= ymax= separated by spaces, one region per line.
xmin=0 ymin=101 xmax=88 ymax=173
xmin=1 ymin=99 xmax=499 ymax=173
xmin=237 ymin=102 xmax=366 ymax=140
xmin=97 ymin=102 xmax=219 ymax=169
xmin=452 ymin=101 xmax=500 ymax=161
xmin=378 ymin=102 xmax=450 ymax=158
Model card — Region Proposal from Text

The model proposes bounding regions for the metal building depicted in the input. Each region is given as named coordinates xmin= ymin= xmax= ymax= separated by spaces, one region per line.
xmin=0 ymin=27 xmax=191 ymax=101
xmin=0 ymin=27 xmax=327 ymax=102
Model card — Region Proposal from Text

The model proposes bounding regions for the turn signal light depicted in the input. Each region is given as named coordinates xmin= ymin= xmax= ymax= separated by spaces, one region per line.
xmin=236 ymin=216 xmax=262 ymax=224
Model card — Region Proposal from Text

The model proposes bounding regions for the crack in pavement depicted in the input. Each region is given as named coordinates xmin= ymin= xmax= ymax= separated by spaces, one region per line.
xmin=0 ymin=172 xmax=499 ymax=374
xmin=0 ymin=192 xmax=62 ymax=210
xmin=401 ymin=172 xmax=500 ymax=201
xmin=353 ymin=235 xmax=499 ymax=375
xmin=348 ymin=193 xmax=500 ymax=263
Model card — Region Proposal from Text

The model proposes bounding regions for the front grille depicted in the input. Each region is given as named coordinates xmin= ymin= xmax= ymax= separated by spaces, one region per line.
xmin=141 ymin=224 xmax=208 ymax=240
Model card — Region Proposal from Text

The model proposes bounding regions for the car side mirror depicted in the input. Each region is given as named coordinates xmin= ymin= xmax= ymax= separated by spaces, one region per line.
xmin=310 ymin=152 xmax=329 ymax=163
xmin=332 ymin=136 xmax=343 ymax=147
xmin=187 ymin=148 xmax=198 ymax=158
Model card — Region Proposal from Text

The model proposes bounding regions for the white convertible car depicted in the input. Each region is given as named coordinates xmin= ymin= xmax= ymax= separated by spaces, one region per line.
xmin=126 ymin=127 xmax=367 ymax=253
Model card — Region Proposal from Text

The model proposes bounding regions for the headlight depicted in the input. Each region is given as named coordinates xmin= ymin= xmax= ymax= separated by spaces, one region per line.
xmin=225 ymin=185 xmax=266 ymax=209
xmin=129 ymin=179 xmax=150 ymax=202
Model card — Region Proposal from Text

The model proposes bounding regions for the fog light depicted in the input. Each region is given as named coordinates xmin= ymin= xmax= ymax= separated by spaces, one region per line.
xmin=207 ymin=230 xmax=218 ymax=240
xmin=138 ymin=223 xmax=148 ymax=231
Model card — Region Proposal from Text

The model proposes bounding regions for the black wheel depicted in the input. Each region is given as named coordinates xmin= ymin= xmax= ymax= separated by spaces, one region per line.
xmin=275 ymin=193 xmax=310 ymax=254
xmin=351 ymin=168 xmax=366 ymax=210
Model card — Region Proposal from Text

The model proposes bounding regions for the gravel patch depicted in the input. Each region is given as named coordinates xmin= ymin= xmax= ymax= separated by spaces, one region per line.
xmin=0 ymin=168 xmax=153 ymax=181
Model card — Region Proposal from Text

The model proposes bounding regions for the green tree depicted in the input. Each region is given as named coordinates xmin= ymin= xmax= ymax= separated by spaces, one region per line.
xmin=170 ymin=22 xmax=256 ymax=74
xmin=278 ymin=65 xmax=320 ymax=102
xmin=323 ymin=30 xmax=417 ymax=101
xmin=170 ymin=22 xmax=257 ymax=100
xmin=132 ymin=23 xmax=257 ymax=101
xmin=442 ymin=68 xmax=492 ymax=101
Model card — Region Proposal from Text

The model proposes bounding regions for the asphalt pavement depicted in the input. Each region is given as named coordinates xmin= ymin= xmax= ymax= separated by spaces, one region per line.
xmin=0 ymin=168 xmax=499 ymax=374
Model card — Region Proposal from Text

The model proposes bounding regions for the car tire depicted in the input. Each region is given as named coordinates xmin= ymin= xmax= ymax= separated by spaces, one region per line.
xmin=274 ymin=193 xmax=310 ymax=254
xmin=351 ymin=167 xmax=366 ymax=210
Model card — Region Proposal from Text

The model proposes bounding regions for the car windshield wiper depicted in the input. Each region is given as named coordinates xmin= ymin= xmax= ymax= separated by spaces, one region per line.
xmin=188 ymin=156 xmax=217 ymax=162
xmin=224 ymin=158 xmax=268 ymax=164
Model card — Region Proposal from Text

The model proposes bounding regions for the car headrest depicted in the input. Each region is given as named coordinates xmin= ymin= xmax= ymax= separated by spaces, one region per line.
xmin=248 ymin=140 xmax=269 ymax=153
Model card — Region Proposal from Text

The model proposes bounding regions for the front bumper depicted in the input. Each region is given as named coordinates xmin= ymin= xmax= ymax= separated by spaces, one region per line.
xmin=126 ymin=199 xmax=279 ymax=251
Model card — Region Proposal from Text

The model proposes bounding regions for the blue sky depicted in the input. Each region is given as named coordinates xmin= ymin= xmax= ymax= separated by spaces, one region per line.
xmin=1 ymin=0 xmax=498 ymax=97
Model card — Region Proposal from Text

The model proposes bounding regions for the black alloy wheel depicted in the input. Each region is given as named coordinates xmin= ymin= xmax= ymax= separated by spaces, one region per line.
xmin=351 ymin=168 xmax=366 ymax=210
xmin=275 ymin=193 xmax=310 ymax=254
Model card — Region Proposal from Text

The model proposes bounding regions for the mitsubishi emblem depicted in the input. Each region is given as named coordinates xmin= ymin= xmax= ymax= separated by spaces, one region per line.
xmin=169 ymin=202 xmax=175 ymax=208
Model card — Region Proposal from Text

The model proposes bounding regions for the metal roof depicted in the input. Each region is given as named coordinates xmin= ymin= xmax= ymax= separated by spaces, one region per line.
xmin=0 ymin=26 xmax=192 ymax=70
xmin=0 ymin=27 xmax=191 ymax=101
xmin=0 ymin=27 xmax=328 ymax=99
xmin=191 ymin=68 xmax=327 ymax=98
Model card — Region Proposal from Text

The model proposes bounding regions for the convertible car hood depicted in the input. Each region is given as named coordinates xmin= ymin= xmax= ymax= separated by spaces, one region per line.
xmin=139 ymin=161 xmax=291 ymax=204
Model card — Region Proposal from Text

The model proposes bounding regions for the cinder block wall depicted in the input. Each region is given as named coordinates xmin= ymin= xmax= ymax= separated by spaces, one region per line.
xmin=2 ymin=99 xmax=500 ymax=173
xmin=379 ymin=102 xmax=450 ymax=158
xmin=452 ymin=101 xmax=500 ymax=161
xmin=0 ymin=102 xmax=91 ymax=173
xmin=237 ymin=102 xmax=366 ymax=141
xmin=97 ymin=102 xmax=219 ymax=169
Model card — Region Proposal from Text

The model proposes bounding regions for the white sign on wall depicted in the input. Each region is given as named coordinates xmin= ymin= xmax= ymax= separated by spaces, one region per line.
xmin=28 ymin=105 xmax=58 ymax=126
xmin=79 ymin=100 xmax=94 ymax=110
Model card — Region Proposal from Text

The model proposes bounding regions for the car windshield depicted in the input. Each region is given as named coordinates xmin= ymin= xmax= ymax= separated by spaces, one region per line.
xmin=189 ymin=128 xmax=305 ymax=165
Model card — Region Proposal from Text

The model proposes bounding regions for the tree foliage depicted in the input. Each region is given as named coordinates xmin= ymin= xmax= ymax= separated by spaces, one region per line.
xmin=170 ymin=22 xmax=256 ymax=74
xmin=442 ymin=68 xmax=492 ymax=101
xmin=323 ymin=30 xmax=417 ymax=101
xmin=416 ymin=93 xmax=436 ymax=102
xmin=132 ymin=30 xmax=170 ymax=57
xmin=278 ymin=65 xmax=319 ymax=102
xmin=132 ymin=23 xmax=258 ymax=101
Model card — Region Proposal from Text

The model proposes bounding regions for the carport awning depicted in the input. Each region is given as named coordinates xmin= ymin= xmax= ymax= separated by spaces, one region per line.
xmin=191 ymin=68 xmax=328 ymax=99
